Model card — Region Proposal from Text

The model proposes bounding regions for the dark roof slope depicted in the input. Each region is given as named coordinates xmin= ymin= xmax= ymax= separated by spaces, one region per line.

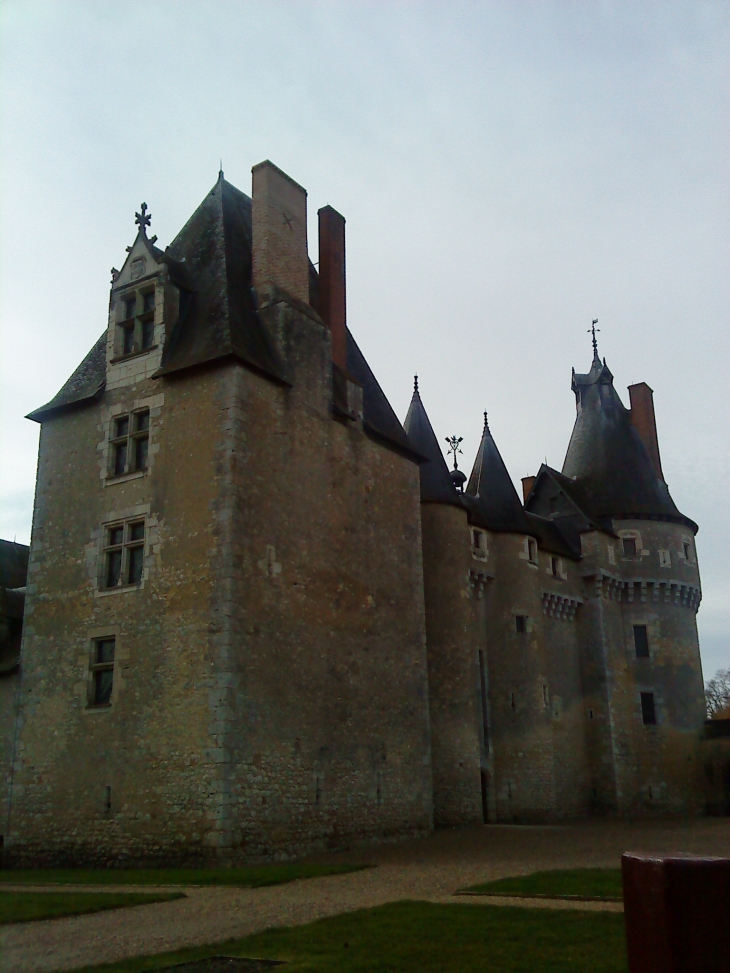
xmin=27 ymin=333 xmax=107 ymax=422
xmin=465 ymin=416 xmax=531 ymax=533
xmin=0 ymin=540 xmax=29 ymax=589
xmin=403 ymin=383 xmax=463 ymax=504
xmin=347 ymin=331 xmax=421 ymax=459
xmin=156 ymin=174 xmax=287 ymax=383
xmin=563 ymin=356 xmax=696 ymax=531
xmin=525 ymin=511 xmax=580 ymax=559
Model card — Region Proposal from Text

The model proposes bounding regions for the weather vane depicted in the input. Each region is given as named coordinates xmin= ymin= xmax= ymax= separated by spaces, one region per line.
xmin=135 ymin=202 xmax=151 ymax=234
xmin=445 ymin=435 xmax=463 ymax=470
xmin=588 ymin=318 xmax=600 ymax=358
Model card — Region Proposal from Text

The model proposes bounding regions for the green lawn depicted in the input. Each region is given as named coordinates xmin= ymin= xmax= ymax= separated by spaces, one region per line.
xmin=0 ymin=862 xmax=367 ymax=888
xmin=63 ymin=900 xmax=628 ymax=973
xmin=460 ymin=868 xmax=623 ymax=900
xmin=0 ymin=890 xmax=185 ymax=924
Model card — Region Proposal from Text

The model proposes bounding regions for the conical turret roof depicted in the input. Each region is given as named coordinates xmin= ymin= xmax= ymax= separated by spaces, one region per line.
xmin=156 ymin=173 xmax=287 ymax=383
xmin=465 ymin=414 xmax=531 ymax=533
xmin=403 ymin=380 xmax=463 ymax=506
xmin=562 ymin=354 xmax=694 ymax=528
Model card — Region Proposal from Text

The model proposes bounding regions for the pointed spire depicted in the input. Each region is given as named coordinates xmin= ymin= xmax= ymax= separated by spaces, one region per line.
xmin=404 ymin=382 xmax=462 ymax=506
xmin=465 ymin=413 xmax=530 ymax=533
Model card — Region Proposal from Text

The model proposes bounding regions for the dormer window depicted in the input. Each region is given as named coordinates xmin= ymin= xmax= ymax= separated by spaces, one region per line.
xmin=116 ymin=287 xmax=156 ymax=357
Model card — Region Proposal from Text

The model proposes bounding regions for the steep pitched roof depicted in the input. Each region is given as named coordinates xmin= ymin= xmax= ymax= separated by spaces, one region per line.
xmin=347 ymin=333 xmax=422 ymax=460
xmin=27 ymin=333 xmax=107 ymax=422
xmin=155 ymin=174 xmax=288 ymax=383
xmin=403 ymin=381 xmax=463 ymax=504
xmin=562 ymin=355 xmax=696 ymax=531
xmin=465 ymin=415 xmax=531 ymax=533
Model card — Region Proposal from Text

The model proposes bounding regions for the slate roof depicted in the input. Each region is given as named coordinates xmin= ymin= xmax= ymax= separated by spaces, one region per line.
xmin=465 ymin=416 xmax=531 ymax=533
xmin=403 ymin=383 xmax=463 ymax=505
xmin=348 ymin=337 xmax=423 ymax=460
xmin=27 ymin=333 xmax=106 ymax=422
xmin=562 ymin=355 xmax=696 ymax=531
xmin=156 ymin=174 xmax=287 ymax=383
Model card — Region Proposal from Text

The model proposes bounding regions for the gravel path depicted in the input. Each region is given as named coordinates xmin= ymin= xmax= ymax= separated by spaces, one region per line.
xmin=2 ymin=817 xmax=728 ymax=973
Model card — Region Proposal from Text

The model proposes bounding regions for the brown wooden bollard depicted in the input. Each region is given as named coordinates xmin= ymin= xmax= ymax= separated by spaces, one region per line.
xmin=622 ymin=852 xmax=730 ymax=973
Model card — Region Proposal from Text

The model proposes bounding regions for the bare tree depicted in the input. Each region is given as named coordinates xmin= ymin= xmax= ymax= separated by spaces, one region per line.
xmin=705 ymin=667 xmax=730 ymax=718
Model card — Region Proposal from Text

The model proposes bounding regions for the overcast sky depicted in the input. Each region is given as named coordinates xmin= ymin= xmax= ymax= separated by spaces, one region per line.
xmin=1 ymin=0 xmax=728 ymax=675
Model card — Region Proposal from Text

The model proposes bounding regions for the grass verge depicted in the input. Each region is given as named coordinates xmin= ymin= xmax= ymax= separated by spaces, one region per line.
xmin=460 ymin=868 xmax=623 ymax=900
xmin=62 ymin=900 xmax=628 ymax=973
xmin=0 ymin=863 xmax=368 ymax=888
xmin=0 ymin=890 xmax=185 ymax=924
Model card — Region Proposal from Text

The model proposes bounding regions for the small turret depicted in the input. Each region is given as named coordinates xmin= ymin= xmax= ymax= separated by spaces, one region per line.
xmin=465 ymin=412 xmax=530 ymax=533
xmin=404 ymin=378 xmax=463 ymax=506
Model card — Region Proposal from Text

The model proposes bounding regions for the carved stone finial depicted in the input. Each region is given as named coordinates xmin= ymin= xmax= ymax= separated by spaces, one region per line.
xmin=110 ymin=267 xmax=120 ymax=283
xmin=414 ymin=374 xmax=419 ymax=393
xmin=483 ymin=411 xmax=489 ymax=430
xmin=135 ymin=202 xmax=151 ymax=234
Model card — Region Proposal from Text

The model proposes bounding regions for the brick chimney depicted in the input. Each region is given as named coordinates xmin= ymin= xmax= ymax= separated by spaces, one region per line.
xmin=317 ymin=205 xmax=347 ymax=372
xmin=521 ymin=476 xmax=536 ymax=503
xmin=628 ymin=382 xmax=664 ymax=481
xmin=252 ymin=161 xmax=309 ymax=304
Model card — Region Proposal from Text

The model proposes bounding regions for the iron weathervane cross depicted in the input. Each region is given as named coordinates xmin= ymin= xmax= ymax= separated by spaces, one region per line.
xmin=445 ymin=435 xmax=463 ymax=471
xmin=588 ymin=318 xmax=600 ymax=357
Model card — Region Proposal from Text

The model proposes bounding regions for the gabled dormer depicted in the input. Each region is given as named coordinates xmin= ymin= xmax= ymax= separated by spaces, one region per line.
xmin=106 ymin=203 xmax=189 ymax=389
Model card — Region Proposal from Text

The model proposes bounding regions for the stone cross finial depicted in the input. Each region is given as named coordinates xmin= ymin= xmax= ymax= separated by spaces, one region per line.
xmin=135 ymin=202 xmax=151 ymax=234
xmin=445 ymin=435 xmax=463 ymax=470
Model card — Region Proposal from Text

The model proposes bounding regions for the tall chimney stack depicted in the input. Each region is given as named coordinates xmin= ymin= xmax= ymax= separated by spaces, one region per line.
xmin=521 ymin=476 xmax=536 ymax=503
xmin=252 ymin=161 xmax=309 ymax=304
xmin=317 ymin=206 xmax=347 ymax=372
xmin=628 ymin=382 xmax=664 ymax=481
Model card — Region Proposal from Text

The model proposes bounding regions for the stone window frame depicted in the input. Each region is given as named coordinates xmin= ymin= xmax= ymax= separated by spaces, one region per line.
xmin=88 ymin=636 xmax=116 ymax=709
xmin=107 ymin=407 xmax=150 ymax=480
xmin=658 ymin=548 xmax=672 ymax=569
xmin=77 ymin=627 xmax=129 ymax=715
xmin=112 ymin=282 xmax=158 ymax=361
xmin=98 ymin=394 xmax=163 ymax=486
xmin=681 ymin=535 xmax=694 ymax=565
xmin=618 ymin=528 xmax=646 ymax=559
xmin=100 ymin=517 xmax=146 ymax=591
xmin=471 ymin=527 xmax=488 ymax=562
xmin=526 ymin=537 xmax=538 ymax=566
xmin=514 ymin=613 xmax=529 ymax=634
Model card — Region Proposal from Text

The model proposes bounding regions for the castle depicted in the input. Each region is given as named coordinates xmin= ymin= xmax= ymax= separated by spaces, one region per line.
xmin=1 ymin=162 xmax=706 ymax=864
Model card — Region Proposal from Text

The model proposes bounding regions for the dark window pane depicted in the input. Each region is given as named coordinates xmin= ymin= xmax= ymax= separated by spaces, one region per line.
xmin=108 ymin=526 xmax=124 ymax=546
xmin=115 ymin=416 xmax=129 ymax=438
xmin=128 ymin=544 xmax=144 ymax=584
xmin=123 ymin=324 xmax=135 ymax=355
xmin=96 ymin=639 xmax=115 ymax=664
xmin=623 ymin=537 xmax=637 ymax=557
xmin=113 ymin=442 xmax=127 ymax=476
xmin=129 ymin=521 xmax=145 ymax=542
xmin=641 ymin=692 xmax=656 ymax=725
xmin=141 ymin=319 xmax=155 ymax=348
xmin=135 ymin=411 xmax=149 ymax=432
xmin=684 ymin=543 xmax=691 ymax=560
xmin=124 ymin=297 xmax=136 ymax=320
xmin=515 ymin=615 xmax=526 ymax=634
xmin=106 ymin=549 xmax=122 ymax=588
xmin=634 ymin=625 xmax=649 ymax=658
xmin=94 ymin=668 xmax=114 ymax=705
xmin=551 ymin=556 xmax=559 ymax=575
xmin=133 ymin=436 xmax=148 ymax=471
xmin=143 ymin=291 xmax=155 ymax=312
